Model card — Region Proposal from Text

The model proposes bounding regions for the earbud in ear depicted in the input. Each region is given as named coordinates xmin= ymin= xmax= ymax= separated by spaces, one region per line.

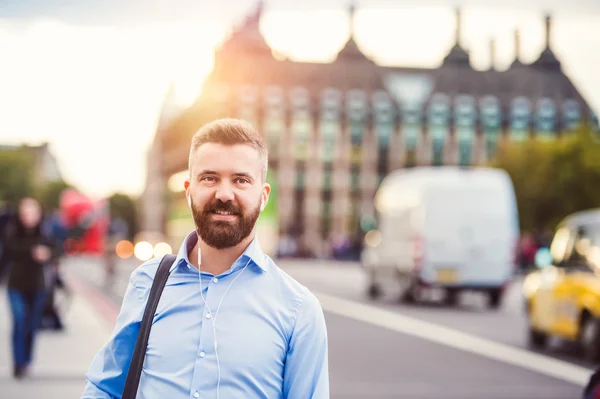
xmin=260 ymin=198 xmax=265 ymax=212
xmin=187 ymin=195 xmax=192 ymax=209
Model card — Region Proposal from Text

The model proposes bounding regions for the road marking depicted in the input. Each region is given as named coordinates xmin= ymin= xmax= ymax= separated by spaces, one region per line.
xmin=315 ymin=292 xmax=592 ymax=386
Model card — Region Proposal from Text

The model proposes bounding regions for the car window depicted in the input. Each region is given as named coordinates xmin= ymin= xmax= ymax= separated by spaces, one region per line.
xmin=562 ymin=224 xmax=600 ymax=269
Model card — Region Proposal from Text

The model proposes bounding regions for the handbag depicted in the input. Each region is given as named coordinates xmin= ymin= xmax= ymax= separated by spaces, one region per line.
xmin=122 ymin=254 xmax=176 ymax=399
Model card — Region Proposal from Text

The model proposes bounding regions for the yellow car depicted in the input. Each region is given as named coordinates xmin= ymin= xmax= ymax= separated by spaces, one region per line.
xmin=523 ymin=209 xmax=600 ymax=361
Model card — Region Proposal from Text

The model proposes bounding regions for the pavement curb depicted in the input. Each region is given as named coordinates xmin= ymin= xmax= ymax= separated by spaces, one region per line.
xmin=64 ymin=272 xmax=119 ymax=328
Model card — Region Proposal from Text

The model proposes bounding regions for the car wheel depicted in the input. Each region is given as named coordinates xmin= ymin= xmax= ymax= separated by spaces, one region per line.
xmin=580 ymin=315 xmax=600 ymax=362
xmin=488 ymin=289 xmax=503 ymax=310
xmin=527 ymin=326 xmax=548 ymax=349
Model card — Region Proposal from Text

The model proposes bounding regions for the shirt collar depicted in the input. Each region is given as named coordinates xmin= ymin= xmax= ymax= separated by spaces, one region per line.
xmin=170 ymin=231 xmax=269 ymax=274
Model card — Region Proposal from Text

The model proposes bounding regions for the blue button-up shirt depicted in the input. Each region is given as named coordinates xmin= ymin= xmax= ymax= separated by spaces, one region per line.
xmin=81 ymin=232 xmax=329 ymax=399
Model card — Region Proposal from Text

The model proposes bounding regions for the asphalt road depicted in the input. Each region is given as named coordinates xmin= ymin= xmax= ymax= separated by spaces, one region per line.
xmin=65 ymin=255 xmax=590 ymax=399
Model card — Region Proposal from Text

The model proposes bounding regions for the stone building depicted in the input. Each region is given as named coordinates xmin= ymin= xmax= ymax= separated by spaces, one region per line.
xmin=144 ymin=3 xmax=595 ymax=255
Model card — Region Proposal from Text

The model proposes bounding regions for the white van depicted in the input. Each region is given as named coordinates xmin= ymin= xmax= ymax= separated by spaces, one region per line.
xmin=361 ymin=166 xmax=519 ymax=308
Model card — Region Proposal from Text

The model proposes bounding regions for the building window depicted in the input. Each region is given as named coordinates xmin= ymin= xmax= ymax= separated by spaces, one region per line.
xmin=562 ymin=99 xmax=581 ymax=131
xmin=432 ymin=138 xmax=444 ymax=166
xmin=376 ymin=124 xmax=393 ymax=149
xmin=458 ymin=143 xmax=471 ymax=166
xmin=350 ymin=123 xmax=363 ymax=146
xmin=535 ymin=97 xmax=556 ymax=137
xmin=510 ymin=96 xmax=531 ymax=141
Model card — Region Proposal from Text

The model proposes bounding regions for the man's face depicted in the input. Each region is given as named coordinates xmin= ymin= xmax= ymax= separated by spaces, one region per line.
xmin=185 ymin=143 xmax=270 ymax=249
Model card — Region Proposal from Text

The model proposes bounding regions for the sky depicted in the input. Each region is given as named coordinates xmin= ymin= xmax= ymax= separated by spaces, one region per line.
xmin=1 ymin=0 xmax=600 ymax=199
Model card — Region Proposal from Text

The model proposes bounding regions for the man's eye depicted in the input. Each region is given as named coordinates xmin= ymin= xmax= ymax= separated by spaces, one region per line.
xmin=235 ymin=178 xmax=249 ymax=184
xmin=202 ymin=176 xmax=216 ymax=182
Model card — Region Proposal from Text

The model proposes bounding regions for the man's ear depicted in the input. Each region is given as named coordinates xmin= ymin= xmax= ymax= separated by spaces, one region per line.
xmin=184 ymin=178 xmax=191 ymax=209
xmin=260 ymin=183 xmax=271 ymax=212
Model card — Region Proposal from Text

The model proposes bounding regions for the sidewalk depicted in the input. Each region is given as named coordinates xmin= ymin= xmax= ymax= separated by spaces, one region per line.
xmin=0 ymin=274 xmax=118 ymax=399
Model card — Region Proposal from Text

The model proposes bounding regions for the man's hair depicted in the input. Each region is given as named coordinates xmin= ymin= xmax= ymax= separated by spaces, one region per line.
xmin=189 ymin=118 xmax=269 ymax=182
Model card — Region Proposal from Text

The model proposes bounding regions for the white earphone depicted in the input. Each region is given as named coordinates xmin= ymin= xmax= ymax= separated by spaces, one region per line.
xmin=197 ymin=246 xmax=252 ymax=399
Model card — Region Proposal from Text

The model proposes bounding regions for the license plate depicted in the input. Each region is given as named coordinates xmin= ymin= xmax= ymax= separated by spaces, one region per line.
xmin=437 ymin=269 xmax=457 ymax=284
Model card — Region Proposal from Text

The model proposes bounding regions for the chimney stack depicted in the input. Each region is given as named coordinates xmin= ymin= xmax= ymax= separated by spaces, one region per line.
xmin=489 ymin=38 xmax=496 ymax=70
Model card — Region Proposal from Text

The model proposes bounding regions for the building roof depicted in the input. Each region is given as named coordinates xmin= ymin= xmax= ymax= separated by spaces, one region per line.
xmin=157 ymin=2 xmax=594 ymax=162
xmin=206 ymin=4 xmax=588 ymax=106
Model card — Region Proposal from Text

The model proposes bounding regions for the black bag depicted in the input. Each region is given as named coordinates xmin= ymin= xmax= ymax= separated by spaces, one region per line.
xmin=122 ymin=254 xmax=176 ymax=399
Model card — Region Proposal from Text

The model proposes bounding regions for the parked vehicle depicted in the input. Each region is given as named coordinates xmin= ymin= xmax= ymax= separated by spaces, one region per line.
xmin=361 ymin=166 xmax=519 ymax=308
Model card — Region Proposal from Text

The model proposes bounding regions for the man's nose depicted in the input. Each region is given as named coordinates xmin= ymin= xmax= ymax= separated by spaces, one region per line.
xmin=215 ymin=182 xmax=235 ymax=203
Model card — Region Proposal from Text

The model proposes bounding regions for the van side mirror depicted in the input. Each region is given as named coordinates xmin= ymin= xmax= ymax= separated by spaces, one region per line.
xmin=535 ymin=247 xmax=553 ymax=269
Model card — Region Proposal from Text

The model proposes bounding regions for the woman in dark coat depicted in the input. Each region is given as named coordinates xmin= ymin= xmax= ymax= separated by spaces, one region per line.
xmin=5 ymin=197 xmax=54 ymax=379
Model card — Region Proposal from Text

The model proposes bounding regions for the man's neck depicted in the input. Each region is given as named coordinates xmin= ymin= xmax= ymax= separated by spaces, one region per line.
xmin=190 ymin=233 xmax=255 ymax=276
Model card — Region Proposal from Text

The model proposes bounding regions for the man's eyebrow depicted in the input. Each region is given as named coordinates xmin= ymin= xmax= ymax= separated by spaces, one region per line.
xmin=196 ymin=170 xmax=218 ymax=177
xmin=196 ymin=171 xmax=255 ymax=180
xmin=232 ymin=172 xmax=254 ymax=180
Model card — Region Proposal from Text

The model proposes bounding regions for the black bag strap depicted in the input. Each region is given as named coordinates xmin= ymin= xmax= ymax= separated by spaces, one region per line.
xmin=122 ymin=254 xmax=176 ymax=399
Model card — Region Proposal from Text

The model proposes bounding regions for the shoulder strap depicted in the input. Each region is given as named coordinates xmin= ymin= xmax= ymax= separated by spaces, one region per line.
xmin=122 ymin=254 xmax=176 ymax=399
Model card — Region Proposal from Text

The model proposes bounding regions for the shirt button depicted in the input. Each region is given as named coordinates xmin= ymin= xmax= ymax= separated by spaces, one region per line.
xmin=206 ymin=313 xmax=212 ymax=319
xmin=213 ymin=277 xmax=218 ymax=283
xmin=194 ymin=392 xmax=200 ymax=398
xmin=199 ymin=351 xmax=205 ymax=358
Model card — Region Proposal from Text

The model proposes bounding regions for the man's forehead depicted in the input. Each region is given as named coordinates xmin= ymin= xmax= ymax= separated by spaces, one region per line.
xmin=193 ymin=142 xmax=260 ymax=158
xmin=191 ymin=143 xmax=262 ymax=176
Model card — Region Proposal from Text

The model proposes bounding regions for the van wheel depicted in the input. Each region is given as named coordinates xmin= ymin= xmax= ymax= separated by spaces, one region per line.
xmin=488 ymin=289 xmax=503 ymax=310
xmin=367 ymin=282 xmax=382 ymax=299
xmin=366 ymin=270 xmax=382 ymax=300
xmin=528 ymin=326 xmax=548 ymax=349
xmin=444 ymin=289 xmax=460 ymax=306
xmin=400 ymin=280 xmax=420 ymax=304
xmin=580 ymin=314 xmax=600 ymax=362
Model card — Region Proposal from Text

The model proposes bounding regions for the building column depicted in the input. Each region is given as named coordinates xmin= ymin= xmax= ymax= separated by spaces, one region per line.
xmin=277 ymin=108 xmax=295 ymax=236
xmin=418 ymin=126 xmax=432 ymax=166
xmin=142 ymin=138 xmax=167 ymax=235
xmin=360 ymin=118 xmax=378 ymax=226
xmin=389 ymin=119 xmax=405 ymax=171
xmin=445 ymin=130 xmax=459 ymax=165
xmin=331 ymin=119 xmax=351 ymax=239
xmin=303 ymin=115 xmax=323 ymax=257
xmin=473 ymin=130 xmax=487 ymax=165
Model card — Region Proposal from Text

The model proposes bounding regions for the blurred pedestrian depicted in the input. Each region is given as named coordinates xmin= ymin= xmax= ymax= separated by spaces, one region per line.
xmin=82 ymin=118 xmax=329 ymax=399
xmin=518 ymin=232 xmax=538 ymax=271
xmin=41 ymin=209 xmax=70 ymax=331
xmin=0 ymin=202 xmax=15 ymax=284
xmin=4 ymin=197 xmax=55 ymax=379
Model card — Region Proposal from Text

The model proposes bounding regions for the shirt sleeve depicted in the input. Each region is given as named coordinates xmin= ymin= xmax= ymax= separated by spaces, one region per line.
xmin=283 ymin=291 xmax=330 ymax=399
xmin=81 ymin=272 xmax=145 ymax=399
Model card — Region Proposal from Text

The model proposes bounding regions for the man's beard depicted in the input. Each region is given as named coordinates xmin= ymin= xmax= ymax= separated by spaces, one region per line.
xmin=190 ymin=197 xmax=261 ymax=249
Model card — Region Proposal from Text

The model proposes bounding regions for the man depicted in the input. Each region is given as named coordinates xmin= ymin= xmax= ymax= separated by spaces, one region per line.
xmin=81 ymin=118 xmax=329 ymax=399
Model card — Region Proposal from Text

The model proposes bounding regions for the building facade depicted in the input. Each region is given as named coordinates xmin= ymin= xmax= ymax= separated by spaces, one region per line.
xmin=149 ymin=3 xmax=596 ymax=256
